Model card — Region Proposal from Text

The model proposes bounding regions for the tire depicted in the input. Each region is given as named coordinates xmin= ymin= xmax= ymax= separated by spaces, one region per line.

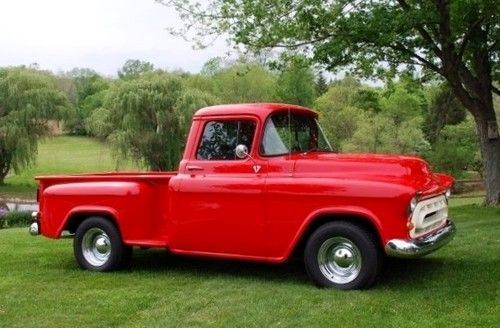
xmin=74 ymin=216 xmax=132 ymax=272
xmin=304 ymin=221 xmax=382 ymax=290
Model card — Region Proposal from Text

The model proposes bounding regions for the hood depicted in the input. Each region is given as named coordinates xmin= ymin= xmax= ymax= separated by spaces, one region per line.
xmin=293 ymin=152 xmax=439 ymax=191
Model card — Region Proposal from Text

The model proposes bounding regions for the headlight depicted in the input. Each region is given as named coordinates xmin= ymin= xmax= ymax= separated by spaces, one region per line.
xmin=408 ymin=196 xmax=418 ymax=217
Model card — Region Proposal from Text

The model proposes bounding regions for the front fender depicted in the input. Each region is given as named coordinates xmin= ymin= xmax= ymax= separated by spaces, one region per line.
xmin=283 ymin=206 xmax=383 ymax=261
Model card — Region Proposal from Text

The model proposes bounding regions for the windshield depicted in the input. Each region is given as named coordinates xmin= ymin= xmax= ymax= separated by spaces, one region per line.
xmin=261 ymin=111 xmax=333 ymax=156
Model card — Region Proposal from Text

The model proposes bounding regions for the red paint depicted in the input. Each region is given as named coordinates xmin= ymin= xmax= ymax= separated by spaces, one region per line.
xmin=36 ymin=103 xmax=453 ymax=263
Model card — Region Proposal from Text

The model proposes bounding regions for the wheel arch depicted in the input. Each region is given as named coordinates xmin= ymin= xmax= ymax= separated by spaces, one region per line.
xmin=288 ymin=209 xmax=383 ymax=261
xmin=61 ymin=206 xmax=121 ymax=235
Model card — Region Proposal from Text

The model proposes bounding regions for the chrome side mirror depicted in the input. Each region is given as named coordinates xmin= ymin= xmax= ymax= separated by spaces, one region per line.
xmin=235 ymin=144 xmax=249 ymax=159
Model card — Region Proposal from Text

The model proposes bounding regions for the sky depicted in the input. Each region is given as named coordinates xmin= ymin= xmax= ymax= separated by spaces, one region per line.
xmin=0 ymin=0 xmax=228 ymax=76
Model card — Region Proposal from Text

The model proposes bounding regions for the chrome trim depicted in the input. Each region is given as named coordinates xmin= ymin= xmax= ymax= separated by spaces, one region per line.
xmin=385 ymin=220 xmax=456 ymax=258
xmin=409 ymin=195 xmax=448 ymax=238
xmin=29 ymin=222 xmax=40 ymax=236
xmin=317 ymin=236 xmax=362 ymax=284
xmin=82 ymin=228 xmax=112 ymax=267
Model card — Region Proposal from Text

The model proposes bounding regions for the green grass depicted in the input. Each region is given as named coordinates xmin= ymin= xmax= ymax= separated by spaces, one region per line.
xmin=0 ymin=205 xmax=498 ymax=327
xmin=0 ymin=136 xmax=139 ymax=199
xmin=449 ymin=196 xmax=484 ymax=207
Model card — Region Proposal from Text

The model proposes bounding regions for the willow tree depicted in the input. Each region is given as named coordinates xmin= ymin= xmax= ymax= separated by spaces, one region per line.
xmin=161 ymin=0 xmax=500 ymax=205
xmin=0 ymin=68 xmax=67 ymax=184
xmin=106 ymin=71 xmax=217 ymax=171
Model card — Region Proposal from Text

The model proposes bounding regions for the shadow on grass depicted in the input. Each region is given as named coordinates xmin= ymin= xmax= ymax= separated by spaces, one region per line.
xmin=57 ymin=248 xmax=493 ymax=289
xmin=128 ymin=249 xmax=311 ymax=286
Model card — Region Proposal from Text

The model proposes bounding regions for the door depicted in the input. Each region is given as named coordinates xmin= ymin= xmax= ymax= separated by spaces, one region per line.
xmin=173 ymin=118 xmax=267 ymax=257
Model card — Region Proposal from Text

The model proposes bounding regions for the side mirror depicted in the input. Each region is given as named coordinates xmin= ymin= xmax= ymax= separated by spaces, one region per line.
xmin=235 ymin=144 xmax=249 ymax=159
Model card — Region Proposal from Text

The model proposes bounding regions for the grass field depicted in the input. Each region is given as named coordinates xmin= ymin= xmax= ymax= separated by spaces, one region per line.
xmin=0 ymin=136 xmax=139 ymax=199
xmin=0 ymin=205 xmax=498 ymax=327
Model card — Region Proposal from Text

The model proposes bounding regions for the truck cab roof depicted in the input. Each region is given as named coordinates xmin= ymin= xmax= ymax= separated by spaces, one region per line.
xmin=193 ymin=103 xmax=317 ymax=120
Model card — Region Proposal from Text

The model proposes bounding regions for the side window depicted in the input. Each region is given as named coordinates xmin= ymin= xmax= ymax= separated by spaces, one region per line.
xmin=197 ymin=120 xmax=256 ymax=160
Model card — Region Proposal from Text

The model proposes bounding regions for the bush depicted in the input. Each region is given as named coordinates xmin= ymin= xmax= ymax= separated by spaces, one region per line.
xmin=425 ymin=118 xmax=478 ymax=177
xmin=0 ymin=211 xmax=32 ymax=228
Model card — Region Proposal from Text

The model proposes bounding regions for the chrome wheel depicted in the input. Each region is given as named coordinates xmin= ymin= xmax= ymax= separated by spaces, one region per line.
xmin=317 ymin=237 xmax=362 ymax=284
xmin=81 ymin=228 xmax=112 ymax=267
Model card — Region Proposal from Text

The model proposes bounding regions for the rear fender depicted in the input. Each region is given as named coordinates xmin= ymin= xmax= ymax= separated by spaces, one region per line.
xmin=58 ymin=205 xmax=121 ymax=236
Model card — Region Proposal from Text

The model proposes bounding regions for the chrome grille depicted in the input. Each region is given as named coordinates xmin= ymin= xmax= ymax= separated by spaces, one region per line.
xmin=410 ymin=195 xmax=448 ymax=238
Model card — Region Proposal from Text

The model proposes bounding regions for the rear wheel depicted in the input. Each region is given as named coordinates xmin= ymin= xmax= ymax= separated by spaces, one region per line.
xmin=74 ymin=217 xmax=132 ymax=271
xmin=304 ymin=221 xmax=382 ymax=289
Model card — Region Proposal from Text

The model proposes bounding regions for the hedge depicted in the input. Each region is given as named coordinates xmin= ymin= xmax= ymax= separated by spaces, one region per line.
xmin=0 ymin=211 xmax=32 ymax=229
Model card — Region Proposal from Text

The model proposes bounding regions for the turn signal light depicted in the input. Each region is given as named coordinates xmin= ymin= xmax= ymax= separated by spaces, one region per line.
xmin=407 ymin=221 xmax=415 ymax=231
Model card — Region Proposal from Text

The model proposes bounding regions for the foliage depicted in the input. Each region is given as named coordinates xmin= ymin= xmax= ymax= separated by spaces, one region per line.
xmin=423 ymin=84 xmax=467 ymax=143
xmin=117 ymin=59 xmax=155 ymax=80
xmin=314 ymin=77 xmax=362 ymax=112
xmin=0 ymin=211 xmax=32 ymax=228
xmin=353 ymin=87 xmax=381 ymax=113
xmin=342 ymin=114 xmax=429 ymax=154
xmin=0 ymin=68 xmax=68 ymax=184
xmin=106 ymin=72 xmax=217 ymax=170
xmin=317 ymin=105 xmax=368 ymax=152
xmin=314 ymin=77 xmax=381 ymax=151
xmin=274 ymin=55 xmax=316 ymax=107
xmin=85 ymin=107 xmax=114 ymax=140
xmin=426 ymin=118 xmax=478 ymax=177
xmin=164 ymin=0 xmax=500 ymax=205
xmin=63 ymin=69 xmax=111 ymax=135
xmin=315 ymin=78 xmax=428 ymax=154
xmin=380 ymin=86 xmax=422 ymax=125
xmin=315 ymin=73 xmax=329 ymax=97
xmin=211 ymin=63 xmax=276 ymax=103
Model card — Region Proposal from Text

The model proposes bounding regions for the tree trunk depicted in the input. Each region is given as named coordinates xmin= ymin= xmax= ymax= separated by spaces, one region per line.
xmin=472 ymin=108 xmax=500 ymax=206
xmin=0 ymin=149 xmax=10 ymax=185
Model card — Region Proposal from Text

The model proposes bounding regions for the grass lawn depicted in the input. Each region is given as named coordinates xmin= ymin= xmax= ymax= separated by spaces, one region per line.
xmin=0 ymin=205 xmax=498 ymax=327
xmin=0 ymin=136 xmax=139 ymax=200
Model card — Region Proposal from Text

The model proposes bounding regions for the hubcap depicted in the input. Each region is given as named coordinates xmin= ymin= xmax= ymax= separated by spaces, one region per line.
xmin=82 ymin=228 xmax=111 ymax=267
xmin=318 ymin=237 xmax=362 ymax=284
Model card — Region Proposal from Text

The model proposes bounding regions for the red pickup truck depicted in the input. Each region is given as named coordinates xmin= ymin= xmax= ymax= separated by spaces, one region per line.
xmin=30 ymin=103 xmax=455 ymax=289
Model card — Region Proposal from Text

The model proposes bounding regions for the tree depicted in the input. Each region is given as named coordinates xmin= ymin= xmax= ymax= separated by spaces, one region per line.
xmin=211 ymin=63 xmax=276 ymax=103
xmin=162 ymin=0 xmax=500 ymax=204
xmin=274 ymin=55 xmax=316 ymax=106
xmin=424 ymin=84 xmax=467 ymax=143
xmin=315 ymin=73 xmax=329 ymax=96
xmin=105 ymin=71 xmax=217 ymax=171
xmin=343 ymin=113 xmax=429 ymax=155
xmin=117 ymin=59 xmax=154 ymax=80
xmin=314 ymin=79 xmax=367 ymax=150
xmin=426 ymin=117 xmax=478 ymax=177
xmin=63 ymin=68 xmax=110 ymax=135
xmin=381 ymin=86 xmax=422 ymax=125
xmin=0 ymin=68 xmax=67 ymax=183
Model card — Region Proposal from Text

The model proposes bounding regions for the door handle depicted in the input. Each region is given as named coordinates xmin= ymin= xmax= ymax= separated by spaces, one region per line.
xmin=186 ymin=165 xmax=204 ymax=171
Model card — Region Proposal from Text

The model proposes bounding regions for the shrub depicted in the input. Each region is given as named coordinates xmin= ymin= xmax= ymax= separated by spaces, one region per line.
xmin=1 ymin=211 xmax=32 ymax=228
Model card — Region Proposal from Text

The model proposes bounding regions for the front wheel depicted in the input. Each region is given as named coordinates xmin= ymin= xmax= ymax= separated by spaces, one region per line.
xmin=74 ymin=217 xmax=131 ymax=271
xmin=304 ymin=222 xmax=382 ymax=289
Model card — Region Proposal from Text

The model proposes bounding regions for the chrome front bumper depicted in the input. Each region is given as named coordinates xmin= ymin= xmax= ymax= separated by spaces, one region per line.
xmin=385 ymin=220 xmax=456 ymax=258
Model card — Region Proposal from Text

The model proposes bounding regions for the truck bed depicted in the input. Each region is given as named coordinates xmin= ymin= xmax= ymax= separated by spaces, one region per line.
xmin=36 ymin=171 xmax=178 ymax=246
